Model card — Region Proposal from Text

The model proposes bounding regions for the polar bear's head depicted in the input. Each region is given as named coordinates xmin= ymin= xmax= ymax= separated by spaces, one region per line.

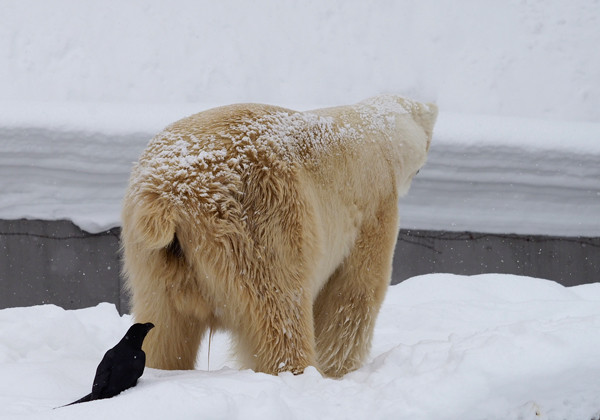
xmin=356 ymin=94 xmax=437 ymax=148
xmin=354 ymin=95 xmax=438 ymax=195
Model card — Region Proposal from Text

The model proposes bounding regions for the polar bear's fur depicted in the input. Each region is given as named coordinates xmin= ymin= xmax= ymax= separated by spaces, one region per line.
xmin=121 ymin=95 xmax=437 ymax=377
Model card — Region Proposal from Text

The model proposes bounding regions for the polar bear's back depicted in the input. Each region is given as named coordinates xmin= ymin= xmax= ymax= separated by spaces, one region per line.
xmin=128 ymin=97 xmax=434 ymax=222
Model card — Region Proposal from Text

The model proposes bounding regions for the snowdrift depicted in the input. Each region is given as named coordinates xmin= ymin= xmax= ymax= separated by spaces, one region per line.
xmin=2 ymin=274 xmax=600 ymax=420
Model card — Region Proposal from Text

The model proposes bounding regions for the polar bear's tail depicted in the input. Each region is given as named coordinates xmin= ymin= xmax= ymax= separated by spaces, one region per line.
xmin=122 ymin=190 xmax=177 ymax=251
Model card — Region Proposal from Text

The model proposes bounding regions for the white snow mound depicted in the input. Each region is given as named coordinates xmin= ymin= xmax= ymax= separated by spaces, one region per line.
xmin=2 ymin=273 xmax=600 ymax=420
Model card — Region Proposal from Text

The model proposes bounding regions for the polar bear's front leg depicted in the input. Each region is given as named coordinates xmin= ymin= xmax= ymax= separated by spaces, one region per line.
xmin=313 ymin=201 xmax=399 ymax=377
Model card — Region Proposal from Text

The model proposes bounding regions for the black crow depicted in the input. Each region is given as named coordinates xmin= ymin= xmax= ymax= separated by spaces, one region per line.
xmin=61 ymin=322 xmax=154 ymax=407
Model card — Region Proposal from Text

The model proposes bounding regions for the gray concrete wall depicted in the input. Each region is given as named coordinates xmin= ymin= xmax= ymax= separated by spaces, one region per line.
xmin=1 ymin=219 xmax=598 ymax=314
xmin=0 ymin=220 xmax=127 ymax=313
xmin=392 ymin=230 xmax=599 ymax=286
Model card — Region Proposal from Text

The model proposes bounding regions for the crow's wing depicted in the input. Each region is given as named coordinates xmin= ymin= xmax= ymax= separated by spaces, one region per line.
xmin=91 ymin=348 xmax=116 ymax=399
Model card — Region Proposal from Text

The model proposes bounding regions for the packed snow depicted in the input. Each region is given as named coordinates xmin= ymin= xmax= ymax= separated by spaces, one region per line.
xmin=2 ymin=274 xmax=600 ymax=420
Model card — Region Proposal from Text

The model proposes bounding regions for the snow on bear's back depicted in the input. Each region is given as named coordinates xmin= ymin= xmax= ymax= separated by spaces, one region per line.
xmin=128 ymin=96 xmax=436 ymax=209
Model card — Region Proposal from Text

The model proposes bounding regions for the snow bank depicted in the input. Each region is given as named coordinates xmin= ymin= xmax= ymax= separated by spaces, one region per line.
xmin=0 ymin=101 xmax=202 ymax=233
xmin=1 ymin=102 xmax=599 ymax=236
xmin=2 ymin=274 xmax=600 ymax=419
xmin=401 ymin=112 xmax=600 ymax=236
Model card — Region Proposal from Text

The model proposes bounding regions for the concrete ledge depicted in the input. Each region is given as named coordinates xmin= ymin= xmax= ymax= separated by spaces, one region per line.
xmin=1 ymin=219 xmax=598 ymax=314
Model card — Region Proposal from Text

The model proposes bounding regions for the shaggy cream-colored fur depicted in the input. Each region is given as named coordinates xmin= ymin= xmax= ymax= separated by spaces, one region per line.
xmin=122 ymin=95 xmax=437 ymax=377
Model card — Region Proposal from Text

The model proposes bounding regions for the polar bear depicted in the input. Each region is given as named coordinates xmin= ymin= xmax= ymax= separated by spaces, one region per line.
xmin=121 ymin=95 xmax=437 ymax=377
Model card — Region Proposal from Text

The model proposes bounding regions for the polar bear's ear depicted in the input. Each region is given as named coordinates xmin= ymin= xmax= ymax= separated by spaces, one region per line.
xmin=411 ymin=102 xmax=438 ymax=151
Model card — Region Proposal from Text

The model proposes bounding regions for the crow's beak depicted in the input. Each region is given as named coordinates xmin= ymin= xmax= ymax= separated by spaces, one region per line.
xmin=144 ymin=322 xmax=155 ymax=331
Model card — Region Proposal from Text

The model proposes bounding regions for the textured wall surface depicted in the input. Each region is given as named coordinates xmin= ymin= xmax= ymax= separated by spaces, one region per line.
xmin=0 ymin=220 xmax=126 ymax=313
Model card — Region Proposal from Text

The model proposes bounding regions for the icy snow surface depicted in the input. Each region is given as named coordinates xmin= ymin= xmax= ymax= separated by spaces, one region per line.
xmin=1 ymin=102 xmax=599 ymax=236
xmin=2 ymin=273 xmax=600 ymax=420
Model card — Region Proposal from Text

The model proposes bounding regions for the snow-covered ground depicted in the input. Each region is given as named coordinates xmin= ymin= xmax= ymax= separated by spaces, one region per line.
xmin=2 ymin=274 xmax=600 ymax=420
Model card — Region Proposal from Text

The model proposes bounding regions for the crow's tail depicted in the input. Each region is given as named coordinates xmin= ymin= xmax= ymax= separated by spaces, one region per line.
xmin=55 ymin=393 xmax=92 ymax=409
